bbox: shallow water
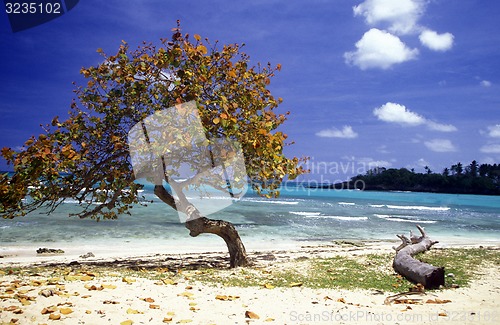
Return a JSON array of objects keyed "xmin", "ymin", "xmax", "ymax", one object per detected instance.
[{"xmin": 1, "ymin": 183, "xmax": 499, "ymax": 256}]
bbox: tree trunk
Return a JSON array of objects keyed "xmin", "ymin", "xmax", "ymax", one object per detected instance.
[
  {"xmin": 154, "ymin": 185, "xmax": 250, "ymax": 268},
  {"xmin": 392, "ymin": 225, "xmax": 444, "ymax": 289},
  {"xmin": 185, "ymin": 216, "xmax": 250, "ymax": 268}
]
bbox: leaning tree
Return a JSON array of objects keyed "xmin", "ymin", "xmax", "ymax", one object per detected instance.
[{"xmin": 0, "ymin": 23, "xmax": 306, "ymax": 267}]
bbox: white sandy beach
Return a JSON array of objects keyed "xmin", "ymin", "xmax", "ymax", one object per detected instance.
[{"xmin": 1, "ymin": 242, "xmax": 499, "ymax": 325}]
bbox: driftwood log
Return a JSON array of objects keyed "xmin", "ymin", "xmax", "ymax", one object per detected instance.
[{"xmin": 393, "ymin": 225, "xmax": 444, "ymax": 289}]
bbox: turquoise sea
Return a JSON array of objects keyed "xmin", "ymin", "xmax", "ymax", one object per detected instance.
[{"xmin": 1, "ymin": 182, "xmax": 499, "ymax": 257}]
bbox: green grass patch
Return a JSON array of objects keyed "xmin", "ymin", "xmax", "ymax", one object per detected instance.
[
  {"xmin": 1, "ymin": 248, "xmax": 498, "ymax": 293},
  {"xmin": 416, "ymin": 247, "xmax": 500, "ymax": 288},
  {"xmin": 190, "ymin": 248, "xmax": 500, "ymax": 292}
]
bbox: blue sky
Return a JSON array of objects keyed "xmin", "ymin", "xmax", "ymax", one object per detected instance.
[{"xmin": 1, "ymin": 0, "xmax": 500, "ymax": 182}]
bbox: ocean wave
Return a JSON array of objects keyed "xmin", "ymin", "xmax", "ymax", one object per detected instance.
[
  {"xmin": 372, "ymin": 204, "xmax": 449, "ymax": 211},
  {"xmin": 370, "ymin": 204, "xmax": 385, "ymax": 208},
  {"xmin": 338, "ymin": 202, "xmax": 356, "ymax": 206},
  {"xmin": 244, "ymin": 199, "xmax": 299, "ymax": 205},
  {"xmin": 303, "ymin": 214, "xmax": 368, "ymax": 221},
  {"xmin": 323, "ymin": 216, "xmax": 368, "ymax": 221},
  {"xmin": 290, "ymin": 212, "xmax": 321, "ymax": 216},
  {"xmin": 374, "ymin": 214, "xmax": 437, "ymax": 224}
]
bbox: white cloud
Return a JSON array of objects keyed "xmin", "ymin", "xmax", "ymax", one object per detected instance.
[
  {"xmin": 358, "ymin": 157, "xmax": 393, "ymax": 169},
  {"xmin": 316, "ymin": 125, "xmax": 358, "ymax": 139},
  {"xmin": 485, "ymin": 125, "xmax": 500, "ymax": 138},
  {"xmin": 373, "ymin": 102, "xmax": 425, "ymax": 125},
  {"xmin": 353, "ymin": 0, "xmax": 426, "ymax": 35},
  {"xmin": 376, "ymin": 145, "xmax": 390, "ymax": 154},
  {"xmin": 344, "ymin": 29, "xmax": 419, "ymax": 70},
  {"xmin": 480, "ymin": 80, "xmax": 492, "ymax": 87},
  {"xmin": 481, "ymin": 156, "xmax": 496, "ymax": 165},
  {"xmin": 419, "ymin": 29, "xmax": 454, "ymax": 51},
  {"xmin": 416, "ymin": 158, "xmax": 430, "ymax": 168},
  {"xmin": 480, "ymin": 144, "xmax": 500, "ymax": 154},
  {"xmin": 424, "ymin": 139, "xmax": 457, "ymax": 152},
  {"xmin": 373, "ymin": 102, "xmax": 457, "ymax": 132},
  {"xmin": 426, "ymin": 121, "xmax": 458, "ymax": 132}
]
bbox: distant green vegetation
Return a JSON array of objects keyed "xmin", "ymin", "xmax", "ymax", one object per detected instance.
[{"xmin": 337, "ymin": 161, "xmax": 500, "ymax": 195}]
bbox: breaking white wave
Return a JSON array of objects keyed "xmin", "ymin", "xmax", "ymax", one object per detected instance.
[
  {"xmin": 244, "ymin": 199, "xmax": 299, "ymax": 205},
  {"xmin": 370, "ymin": 204, "xmax": 385, "ymax": 208},
  {"xmin": 324, "ymin": 216, "xmax": 368, "ymax": 221},
  {"xmin": 386, "ymin": 205, "xmax": 449, "ymax": 211},
  {"xmin": 338, "ymin": 202, "xmax": 356, "ymax": 206},
  {"xmin": 290, "ymin": 212, "xmax": 321, "ymax": 216},
  {"xmin": 371, "ymin": 204, "xmax": 449, "ymax": 211},
  {"xmin": 374, "ymin": 214, "xmax": 437, "ymax": 224},
  {"xmin": 304, "ymin": 214, "xmax": 368, "ymax": 221}
]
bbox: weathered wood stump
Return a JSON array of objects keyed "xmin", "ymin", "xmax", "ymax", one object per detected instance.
[{"xmin": 392, "ymin": 225, "xmax": 444, "ymax": 289}]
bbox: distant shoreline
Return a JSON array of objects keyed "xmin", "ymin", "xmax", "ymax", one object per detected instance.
[{"xmin": 323, "ymin": 182, "xmax": 500, "ymax": 196}]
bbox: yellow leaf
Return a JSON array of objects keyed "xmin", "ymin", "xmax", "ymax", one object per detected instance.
[
  {"xmin": 161, "ymin": 279, "xmax": 177, "ymax": 285},
  {"xmin": 41, "ymin": 306, "xmax": 57, "ymax": 314},
  {"xmin": 20, "ymin": 298, "xmax": 31, "ymax": 306},
  {"xmin": 49, "ymin": 313, "xmax": 61, "ymax": 320},
  {"xmin": 245, "ymin": 311, "xmax": 260, "ymax": 319},
  {"xmin": 101, "ymin": 284, "xmax": 117, "ymax": 289},
  {"xmin": 178, "ymin": 291, "xmax": 194, "ymax": 298},
  {"xmin": 126, "ymin": 308, "xmax": 140, "ymax": 314},
  {"xmin": 122, "ymin": 277, "xmax": 136, "ymax": 284},
  {"xmin": 120, "ymin": 321, "xmax": 133, "ymax": 325},
  {"xmin": 64, "ymin": 275, "xmax": 79, "ymax": 282},
  {"xmin": 213, "ymin": 117, "xmax": 220, "ymax": 125},
  {"xmin": 149, "ymin": 304, "xmax": 160, "ymax": 309},
  {"xmin": 194, "ymin": 34, "xmax": 201, "ymax": 41},
  {"xmin": 60, "ymin": 307, "xmax": 73, "ymax": 315},
  {"xmin": 177, "ymin": 320, "xmax": 192, "ymax": 324},
  {"xmin": 197, "ymin": 45, "xmax": 207, "ymax": 55},
  {"xmin": 426, "ymin": 299, "xmax": 451, "ymax": 304},
  {"xmin": 289, "ymin": 282, "xmax": 303, "ymax": 287},
  {"xmin": 215, "ymin": 295, "xmax": 239, "ymax": 301},
  {"xmin": 163, "ymin": 317, "xmax": 173, "ymax": 323},
  {"xmin": 263, "ymin": 283, "xmax": 274, "ymax": 289}
]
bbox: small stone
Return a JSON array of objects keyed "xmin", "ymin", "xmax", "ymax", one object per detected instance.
[
  {"xmin": 36, "ymin": 248, "xmax": 64, "ymax": 255},
  {"xmin": 40, "ymin": 289, "xmax": 55, "ymax": 297},
  {"xmin": 79, "ymin": 252, "xmax": 95, "ymax": 259}
]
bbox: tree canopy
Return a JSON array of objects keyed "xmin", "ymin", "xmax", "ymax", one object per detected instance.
[{"xmin": 0, "ymin": 23, "xmax": 307, "ymax": 220}]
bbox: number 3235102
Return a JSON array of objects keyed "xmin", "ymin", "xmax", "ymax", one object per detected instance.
[{"xmin": 5, "ymin": 2, "xmax": 62, "ymax": 14}]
